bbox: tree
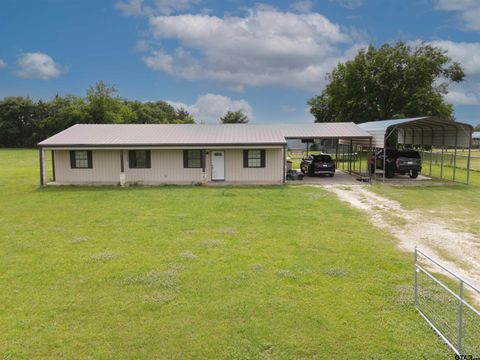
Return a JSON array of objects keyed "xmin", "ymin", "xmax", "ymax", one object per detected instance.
[
  {"xmin": 175, "ymin": 108, "xmax": 195, "ymax": 124},
  {"xmin": 0, "ymin": 97, "xmax": 36, "ymax": 147},
  {"xmin": 308, "ymin": 41, "xmax": 465, "ymax": 123},
  {"xmin": 220, "ymin": 110, "xmax": 249, "ymax": 123},
  {"xmin": 86, "ymin": 81, "xmax": 135, "ymax": 124},
  {"xmin": 475, "ymin": 124, "xmax": 480, "ymax": 131}
]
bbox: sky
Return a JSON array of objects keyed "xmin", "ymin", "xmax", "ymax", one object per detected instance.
[{"xmin": 0, "ymin": 0, "xmax": 479, "ymax": 126}]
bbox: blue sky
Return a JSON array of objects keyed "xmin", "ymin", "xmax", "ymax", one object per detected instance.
[{"xmin": 0, "ymin": 0, "xmax": 479, "ymax": 126}]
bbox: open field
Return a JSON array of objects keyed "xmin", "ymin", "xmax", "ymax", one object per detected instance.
[{"xmin": 0, "ymin": 149, "xmax": 450, "ymax": 359}]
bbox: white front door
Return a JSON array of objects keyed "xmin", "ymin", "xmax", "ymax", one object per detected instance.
[{"xmin": 211, "ymin": 151, "xmax": 225, "ymax": 181}]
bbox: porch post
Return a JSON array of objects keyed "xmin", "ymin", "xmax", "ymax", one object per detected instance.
[
  {"xmin": 51, "ymin": 150, "xmax": 56, "ymax": 182},
  {"xmin": 39, "ymin": 147, "xmax": 46, "ymax": 186}
]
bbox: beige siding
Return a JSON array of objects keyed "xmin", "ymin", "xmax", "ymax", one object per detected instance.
[
  {"xmin": 54, "ymin": 150, "xmax": 121, "ymax": 184},
  {"xmin": 53, "ymin": 148, "xmax": 284, "ymax": 185},
  {"xmin": 124, "ymin": 149, "xmax": 206, "ymax": 184},
  {"xmin": 222, "ymin": 149, "xmax": 284, "ymax": 184}
]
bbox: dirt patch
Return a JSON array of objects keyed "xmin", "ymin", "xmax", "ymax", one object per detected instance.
[{"xmin": 321, "ymin": 184, "xmax": 480, "ymax": 286}]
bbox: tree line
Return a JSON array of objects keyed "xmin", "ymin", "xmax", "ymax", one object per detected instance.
[{"xmin": 0, "ymin": 82, "xmax": 195, "ymax": 148}]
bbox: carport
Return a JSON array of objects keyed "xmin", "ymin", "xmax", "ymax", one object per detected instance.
[
  {"xmin": 277, "ymin": 123, "xmax": 373, "ymax": 182},
  {"xmin": 357, "ymin": 117, "xmax": 474, "ymax": 184}
]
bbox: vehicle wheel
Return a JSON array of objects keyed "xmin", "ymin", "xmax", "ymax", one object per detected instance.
[{"xmin": 410, "ymin": 170, "xmax": 419, "ymax": 179}]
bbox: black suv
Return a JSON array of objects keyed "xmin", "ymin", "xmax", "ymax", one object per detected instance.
[
  {"xmin": 300, "ymin": 154, "xmax": 335, "ymax": 177},
  {"xmin": 376, "ymin": 150, "xmax": 422, "ymax": 178}
]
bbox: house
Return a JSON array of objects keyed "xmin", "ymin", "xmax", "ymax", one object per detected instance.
[
  {"xmin": 474, "ymin": 131, "xmax": 480, "ymax": 148},
  {"xmin": 37, "ymin": 123, "xmax": 372, "ymax": 186}
]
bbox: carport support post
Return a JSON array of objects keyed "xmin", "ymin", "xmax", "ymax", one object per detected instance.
[
  {"xmin": 428, "ymin": 143, "xmax": 433, "ymax": 177},
  {"xmin": 467, "ymin": 131, "xmax": 472, "ymax": 185},
  {"xmin": 335, "ymin": 139, "xmax": 339, "ymax": 169},
  {"xmin": 453, "ymin": 128, "xmax": 458, "ymax": 182},
  {"xmin": 367, "ymin": 138, "xmax": 376, "ymax": 182},
  {"xmin": 349, "ymin": 138, "xmax": 353, "ymax": 175},
  {"xmin": 39, "ymin": 147, "xmax": 46, "ymax": 186},
  {"xmin": 440, "ymin": 146, "xmax": 444, "ymax": 179},
  {"xmin": 440, "ymin": 128, "xmax": 446, "ymax": 179}
]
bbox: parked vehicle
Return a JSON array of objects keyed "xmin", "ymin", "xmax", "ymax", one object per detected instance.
[
  {"xmin": 300, "ymin": 154, "xmax": 335, "ymax": 177},
  {"xmin": 376, "ymin": 149, "xmax": 422, "ymax": 178},
  {"xmin": 286, "ymin": 169, "xmax": 304, "ymax": 180}
]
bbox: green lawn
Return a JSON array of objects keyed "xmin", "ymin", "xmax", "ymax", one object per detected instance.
[{"xmin": 0, "ymin": 149, "xmax": 450, "ymax": 359}]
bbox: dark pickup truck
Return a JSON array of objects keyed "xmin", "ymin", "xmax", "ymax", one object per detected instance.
[
  {"xmin": 300, "ymin": 154, "xmax": 335, "ymax": 177},
  {"xmin": 376, "ymin": 150, "xmax": 422, "ymax": 178}
]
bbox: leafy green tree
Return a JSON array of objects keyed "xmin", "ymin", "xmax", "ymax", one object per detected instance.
[
  {"xmin": 33, "ymin": 95, "xmax": 88, "ymax": 144},
  {"xmin": 0, "ymin": 97, "xmax": 36, "ymax": 147},
  {"xmin": 308, "ymin": 42, "xmax": 465, "ymax": 123},
  {"xmin": 85, "ymin": 81, "xmax": 135, "ymax": 124},
  {"xmin": 175, "ymin": 108, "xmax": 195, "ymax": 124},
  {"xmin": 220, "ymin": 110, "xmax": 249, "ymax": 123}
]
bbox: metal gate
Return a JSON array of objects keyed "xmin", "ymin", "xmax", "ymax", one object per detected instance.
[{"xmin": 414, "ymin": 247, "xmax": 480, "ymax": 356}]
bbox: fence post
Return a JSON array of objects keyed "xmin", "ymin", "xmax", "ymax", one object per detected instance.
[
  {"xmin": 414, "ymin": 247, "xmax": 418, "ymax": 306},
  {"xmin": 458, "ymin": 280, "xmax": 463, "ymax": 355}
]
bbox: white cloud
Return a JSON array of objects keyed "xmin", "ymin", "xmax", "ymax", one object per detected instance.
[
  {"xmin": 281, "ymin": 105, "xmax": 297, "ymax": 113},
  {"xmin": 16, "ymin": 52, "xmax": 63, "ymax": 80},
  {"xmin": 289, "ymin": 0, "xmax": 315, "ymax": 13},
  {"xmin": 435, "ymin": 0, "xmax": 480, "ymax": 31},
  {"xmin": 0, "ymin": 59, "xmax": 7, "ymax": 68},
  {"xmin": 329, "ymin": 0, "xmax": 362, "ymax": 9},
  {"xmin": 428, "ymin": 40, "xmax": 480, "ymax": 76},
  {"xmin": 116, "ymin": 0, "xmax": 143, "ymax": 15},
  {"xmin": 167, "ymin": 93, "xmax": 253, "ymax": 123},
  {"xmin": 116, "ymin": 0, "xmax": 199, "ymax": 16},
  {"xmin": 144, "ymin": 6, "xmax": 360, "ymax": 91},
  {"xmin": 444, "ymin": 89, "xmax": 480, "ymax": 105},
  {"xmin": 419, "ymin": 40, "xmax": 480, "ymax": 105}
]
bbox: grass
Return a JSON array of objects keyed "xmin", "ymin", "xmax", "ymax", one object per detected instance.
[{"xmin": 0, "ymin": 149, "xmax": 451, "ymax": 359}]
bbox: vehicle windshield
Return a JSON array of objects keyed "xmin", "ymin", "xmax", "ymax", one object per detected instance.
[
  {"xmin": 385, "ymin": 150, "xmax": 421, "ymax": 159},
  {"xmin": 313, "ymin": 155, "xmax": 332, "ymax": 162}
]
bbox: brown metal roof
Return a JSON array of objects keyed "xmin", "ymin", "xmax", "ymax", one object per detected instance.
[
  {"xmin": 38, "ymin": 124, "xmax": 287, "ymax": 147},
  {"xmin": 276, "ymin": 122, "xmax": 371, "ymax": 138},
  {"xmin": 38, "ymin": 122, "xmax": 371, "ymax": 148}
]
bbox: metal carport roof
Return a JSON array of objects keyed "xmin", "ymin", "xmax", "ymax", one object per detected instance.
[
  {"xmin": 358, "ymin": 117, "xmax": 473, "ymax": 149},
  {"xmin": 275, "ymin": 122, "xmax": 371, "ymax": 139}
]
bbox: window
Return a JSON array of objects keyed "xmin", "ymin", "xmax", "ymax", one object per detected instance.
[
  {"xmin": 183, "ymin": 150, "xmax": 203, "ymax": 168},
  {"xmin": 243, "ymin": 149, "xmax": 265, "ymax": 168},
  {"xmin": 70, "ymin": 150, "xmax": 92, "ymax": 169},
  {"xmin": 129, "ymin": 150, "xmax": 151, "ymax": 168}
]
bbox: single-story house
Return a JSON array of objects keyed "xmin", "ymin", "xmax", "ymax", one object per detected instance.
[
  {"xmin": 37, "ymin": 123, "xmax": 372, "ymax": 186},
  {"xmin": 473, "ymin": 131, "xmax": 480, "ymax": 147}
]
